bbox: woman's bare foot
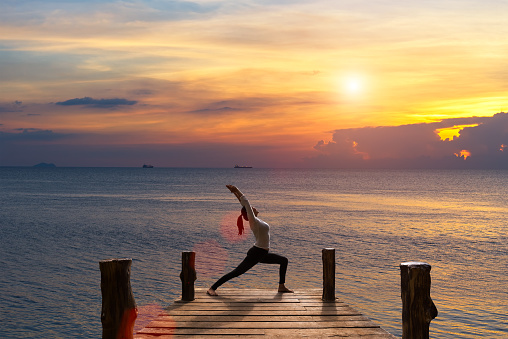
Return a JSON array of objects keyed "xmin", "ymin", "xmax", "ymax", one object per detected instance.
[
  {"xmin": 206, "ymin": 288, "xmax": 218, "ymax": 296},
  {"xmin": 278, "ymin": 284, "xmax": 294, "ymax": 293}
]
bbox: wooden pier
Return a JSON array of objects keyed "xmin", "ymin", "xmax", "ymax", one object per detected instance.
[
  {"xmin": 101, "ymin": 253, "xmax": 437, "ymax": 339},
  {"xmin": 133, "ymin": 288, "xmax": 396, "ymax": 338}
]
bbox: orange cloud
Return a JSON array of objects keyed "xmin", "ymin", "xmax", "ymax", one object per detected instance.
[
  {"xmin": 351, "ymin": 140, "xmax": 370, "ymax": 160},
  {"xmin": 454, "ymin": 150, "xmax": 471, "ymax": 160},
  {"xmin": 435, "ymin": 124, "xmax": 479, "ymax": 141}
]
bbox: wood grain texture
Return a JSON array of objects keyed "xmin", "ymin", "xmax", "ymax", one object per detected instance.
[{"xmin": 134, "ymin": 289, "xmax": 396, "ymax": 338}]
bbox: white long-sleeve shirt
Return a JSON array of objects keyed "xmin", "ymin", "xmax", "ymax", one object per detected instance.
[{"xmin": 240, "ymin": 195, "xmax": 270, "ymax": 249}]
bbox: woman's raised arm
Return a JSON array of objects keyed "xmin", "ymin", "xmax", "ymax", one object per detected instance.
[{"xmin": 226, "ymin": 185, "xmax": 244, "ymax": 202}]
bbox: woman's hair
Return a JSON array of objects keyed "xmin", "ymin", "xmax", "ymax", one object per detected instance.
[{"xmin": 236, "ymin": 206, "xmax": 248, "ymax": 235}]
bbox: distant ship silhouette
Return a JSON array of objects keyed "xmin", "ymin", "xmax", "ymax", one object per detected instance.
[
  {"xmin": 142, "ymin": 164, "xmax": 154, "ymax": 168},
  {"xmin": 234, "ymin": 165, "xmax": 252, "ymax": 168}
]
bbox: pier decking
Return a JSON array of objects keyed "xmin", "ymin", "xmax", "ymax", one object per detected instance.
[{"xmin": 134, "ymin": 288, "xmax": 396, "ymax": 338}]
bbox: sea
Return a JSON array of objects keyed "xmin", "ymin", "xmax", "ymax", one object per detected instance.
[{"xmin": 0, "ymin": 167, "xmax": 506, "ymax": 338}]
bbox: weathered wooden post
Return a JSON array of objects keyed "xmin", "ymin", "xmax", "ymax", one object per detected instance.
[
  {"xmin": 322, "ymin": 248, "xmax": 336, "ymax": 301},
  {"xmin": 100, "ymin": 258, "xmax": 137, "ymax": 339},
  {"xmin": 400, "ymin": 262, "xmax": 438, "ymax": 339},
  {"xmin": 180, "ymin": 251, "xmax": 197, "ymax": 301}
]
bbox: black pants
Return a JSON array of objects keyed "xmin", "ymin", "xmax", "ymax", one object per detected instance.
[{"xmin": 211, "ymin": 246, "xmax": 288, "ymax": 290}]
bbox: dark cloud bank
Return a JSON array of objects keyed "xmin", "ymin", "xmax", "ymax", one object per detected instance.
[
  {"xmin": 0, "ymin": 100, "xmax": 23, "ymax": 113},
  {"xmin": 0, "ymin": 128, "xmax": 71, "ymax": 142},
  {"xmin": 1, "ymin": 113, "xmax": 508, "ymax": 169},
  {"xmin": 55, "ymin": 97, "xmax": 137, "ymax": 108},
  {"xmin": 304, "ymin": 112, "xmax": 508, "ymax": 169}
]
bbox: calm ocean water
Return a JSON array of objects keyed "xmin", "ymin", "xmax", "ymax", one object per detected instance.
[{"xmin": 0, "ymin": 167, "xmax": 506, "ymax": 338}]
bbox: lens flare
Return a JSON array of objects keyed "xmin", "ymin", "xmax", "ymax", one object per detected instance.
[
  {"xmin": 220, "ymin": 210, "xmax": 249, "ymax": 243},
  {"xmin": 134, "ymin": 304, "xmax": 169, "ymax": 334}
]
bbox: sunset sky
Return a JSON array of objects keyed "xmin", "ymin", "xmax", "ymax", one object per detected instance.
[{"xmin": 1, "ymin": 0, "xmax": 507, "ymax": 168}]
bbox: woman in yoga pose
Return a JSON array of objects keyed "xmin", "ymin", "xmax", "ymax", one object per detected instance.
[{"xmin": 207, "ymin": 185, "xmax": 293, "ymax": 296}]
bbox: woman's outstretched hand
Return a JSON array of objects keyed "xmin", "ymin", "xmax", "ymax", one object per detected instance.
[{"xmin": 226, "ymin": 185, "xmax": 244, "ymax": 201}]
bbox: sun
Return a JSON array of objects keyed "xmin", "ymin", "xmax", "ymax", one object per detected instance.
[
  {"xmin": 346, "ymin": 78, "xmax": 362, "ymax": 94},
  {"xmin": 339, "ymin": 74, "xmax": 366, "ymax": 97}
]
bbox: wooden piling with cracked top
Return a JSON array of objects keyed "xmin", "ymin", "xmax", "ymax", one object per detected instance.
[{"xmin": 400, "ymin": 261, "xmax": 438, "ymax": 339}]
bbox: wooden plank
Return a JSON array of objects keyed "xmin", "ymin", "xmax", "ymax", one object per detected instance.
[
  {"xmin": 183, "ymin": 300, "xmax": 306, "ymax": 305},
  {"xmin": 263, "ymin": 327, "xmax": 396, "ymax": 337},
  {"xmin": 167, "ymin": 309, "xmax": 362, "ymax": 316},
  {"xmin": 135, "ymin": 328, "xmax": 395, "ymax": 338},
  {"xmin": 146, "ymin": 320, "xmax": 380, "ymax": 329},
  {"xmin": 135, "ymin": 336, "xmax": 264, "ymax": 339},
  {"xmin": 167, "ymin": 305, "xmax": 309, "ymax": 311},
  {"xmin": 158, "ymin": 315, "xmax": 370, "ymax": 322},
  {"xmin": 194, "ymin": 288, "xmax": 322, "ymax": 293},
  {"xmin": 168, "ymin": 304, "xmax": 349, "ymax": 309},
  {"xmin": 135, "ymin": 335, "xmax": 263, "ymax": 339},
  {"xmin": 137, "ymin": 327, "xmax": 265, "ymax": 335}
]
